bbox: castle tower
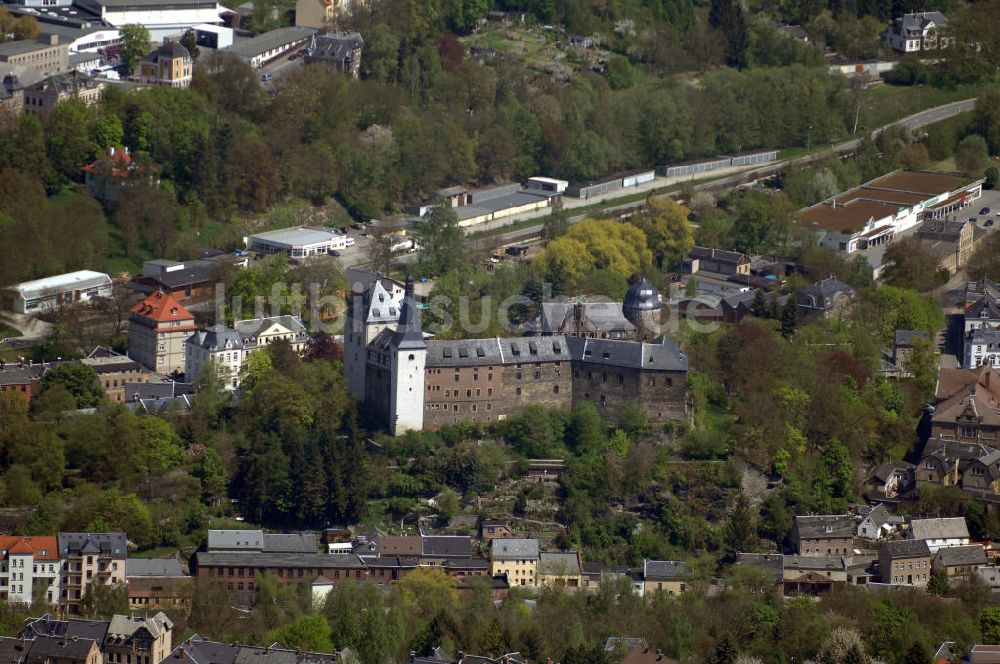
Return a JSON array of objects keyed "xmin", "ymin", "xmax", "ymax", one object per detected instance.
[
  {"xmin": 388, "ymin": 276, "xmax": 426, "ymax": 435},
  {"xmin": 344, "ymin": 278, "xmax": 402, "ymax": 401},
  {"xmin": 623, "ymin": 277, "xmax": 662, "ymax": 341}
]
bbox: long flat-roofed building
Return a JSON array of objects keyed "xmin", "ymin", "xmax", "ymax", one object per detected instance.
[
  {"xmin": 798, "ymin": 169, "xmax": 983, "ymax": 256},
  {"xmin": 6, "ymin": 270, "xmax": 112, "ymax": 314}
]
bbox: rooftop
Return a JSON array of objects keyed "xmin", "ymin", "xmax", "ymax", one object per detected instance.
[
  {"xmin": 882, "ymin": 539, "xmax": 931, "ymax": 558},
  {"xmin": 130, "ymin": 291, "xmax": 195, "ymax": 324},
  {"xmin": 908, "ymin": 517, "xmax": 970, "ymax": 542},
  {"xmin": 225, "ymin": 26, "xmax": 317, "ymax": 61},
  {"xmin": 794, "ymin": 514, "xmax": 855, "ymax": 539},
  {"xmin": 934, "ymin": 544, "xmax": 987, "ymax": 567},
  {"xmin": 490, "ymin": 538, "xmax": 539, "ymax": 560},
  {"xmin": 126, "ymin": 558, "xmax": 185, "ymax": 578},
  {"xmin": 9, "ymin": 270, "xmax": 111, "ymax": 300},
  {"xmin": 245, "ymin": 225, "xmax": 338, "ymax": 248}
]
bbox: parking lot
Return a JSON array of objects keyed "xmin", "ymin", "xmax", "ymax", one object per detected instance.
[{"xmin": 958, "ymin": 189, "xmax": 1000, "ymax": 230}]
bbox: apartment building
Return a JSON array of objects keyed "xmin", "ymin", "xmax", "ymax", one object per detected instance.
[
  {"xmin": 489, "ymin": 538, "xmax": 539, "ymax": 587},
  {"xmin": 58, "ymin": 533, "xmax": 127, "ymax": 614},
  {"xmin": 0, "ymin": 536, "xmax": 60, "ymax": 605}
]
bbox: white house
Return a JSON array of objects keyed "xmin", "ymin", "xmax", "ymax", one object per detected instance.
[
  {"xmin": 906, "ymin": 517, "xmax": 970, "ymax": 554},
  {"xmin": 886, "ymin": 12, "xmax": 950, "ymax": 53},
  {"xmin": 185, "ymin": 316, "xmax": 309, "ymax": 388},
  {"xmin": 0, "ymin": 535, "xmax": 60, "ymax": 605}
]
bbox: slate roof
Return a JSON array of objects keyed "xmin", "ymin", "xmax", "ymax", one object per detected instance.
[
  {"xmin": 968, "ymin": 293, "xmax": 1000, "ymax": 322},
  {"xmin": 538, "ymin": 552, "xmax": 581, "ymax": 576},
  {"xmin": 135, "ymin": 260, "xmax": 217, "ymax": 290},
  {"xmin": 194, "ymin": 551, "xmax": 366, "ymax": 569},
  {"xmin": 894, "ymin": 329, "xmax": 929, "ymax": 348},
  {"xmin": 688, "ymin": 246, "xmax": 749, "ymax": 265},
  {"xmin": 622, "ymin": 278, "xmax": 661, "ymax": 313},
  {"xmin": 166, "ymin": 636, "xmax": 341, "ymax": 664},
  {"xmin": 57, "ymin": 533, "xmax": 126, "ymax": 560},
  {"xmin": 782, "ymin": 556, "xmax": 846, "ymax": 572},
  {"xmin": 867, "ymin": 460, "xmax": 914, "ymax": 484},
  {"xmin": 25, "ymin": 635, "xmax": 97, "ymax": 664},
  {"xmin": 425, "ymin": 338, "xmax": 505, "ymax": 368},
  {"xmin": 490, "ymin": 538, "xmax": 539, "ymax": 560},
  {"xmin": 642, "ymin": 560, "xmax": 686, "ymax": 580},
  {"xmin": 934, "ymin": 544, "xmax": 987, "ymax": 567},
  {"xmin": 234, "ymin": 316, "xmax": 308, "ymax": 339},
  {"xmin": 567, "ymin": 336, "xmax": 688, "ymax": 371},
  {"xmin": 908, "ymin": 517, "xmax": 970, "ymax": 541},
  {"xmin": 126, "ymin": 558, "xmax": 184, "ymax": 578},
  {"xmin": 187, "ymin": 325, "xmax": 243, "ymax": 353},
  {"xmin": 0, "ymin": 637, "xmax": 31, "ymax": 664},
  {"xmin": 308, "ymin": 32, "xmax": 363, "ymax": 62},
  {"xmin": 422, "ymin": 536, "xmax": 471, "ymax": 558},
  {"xmin": 263, "ymin": 533, "xmax": 316, "ymax": 553},
  {"xmin": 734, "ymin": 553, "xmax": 783, "ymax": 581},
  {"xmin": 106, "ymin": 613, "xmax": 173, "ymax": 641},
  {"xmin": 124, "ymin": 381, "xmax": 194, "ymax": 402},
  {"xmin": 894, "ymin": 11, "xmax": 948, "ymax": 36},
  {"xmin": 921, "ymin": 438, "xmax": 997, "ymax": 466},
  {"xmin": 971, "ymin": 450, "xmax": 1000, "ymax": 481},
  {"xmin": 794, "ymin": 515, "xmax": 855, "ymax": 539},
  {"xmin": 529, "ymin": 301, "xmax": 635, "ymax": 335},
  {"xmin": 18, "ymin": 616, "xmax": 109, "ymax": 643},
  {"xmin": 391, "ymin": 277, "xmax": 426, "ymax": 350},
  {"xmin": 882, "ymin": 539, "xmax": 931, "ymax": 558}
]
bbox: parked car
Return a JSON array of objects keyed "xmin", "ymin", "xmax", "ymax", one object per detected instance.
[
  {"xmin": 260, "ymin": 73, "xmax": 273, "ymax": 81},
  {"xmin": 490, "ymin": 254, "xmax": 502, "ymax": 263},
  {"xmin": 329, "ymin": 250, "xmax": 341, "ymax": 257},
  {"xmin": 981, "ymin": 207, "xmax": 991, "ymax": 215},
  {"xmin": 288, "ymin": 53, "xmax": 298, "ymax": 61},
  {"xmin": 987, "ymin": 219, "xmax": 995, "ymax": 227},
  {"xmin": 344, "ymin": 237, "xmax": 357, "ymax": 247}
]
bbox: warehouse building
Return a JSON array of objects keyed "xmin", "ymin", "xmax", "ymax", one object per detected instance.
[
  {"xmin": 6, "ymin": 270, "xmax": 112, "ymax": 314},
  {"xmin": 566, "ymin": 168, "xmax": 655, "ymax": 199},
  {"xmin": 224, "ymin": 26, "xmax": 316, "ymax": 68}
]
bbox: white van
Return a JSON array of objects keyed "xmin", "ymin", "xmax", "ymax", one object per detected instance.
[{"xmin": 344, "ymin": 237, "xmax": 356, "ymax": 247}]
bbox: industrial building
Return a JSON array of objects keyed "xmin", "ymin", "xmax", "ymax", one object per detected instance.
[
  {"xmin": 224, "ymin": 26, "xmax": 316, "ymax": 68},
  {"xmin": 6, "ymin": 270, "xmax": 112, "ymax": 314},
  {"xmin": 566, "ymin": 168, "xmax": 655, "ymax": 199},
  {"xmin": 658, "ymin": 150, "xmax": 777, "ymax": 178}
]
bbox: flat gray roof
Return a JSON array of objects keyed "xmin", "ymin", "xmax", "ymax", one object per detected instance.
[
  {"xmin": 0, "ymin": 40, "xmax": 63, "ymax": 57},
  {"xmin": 246, "ymin": 226, "xmax": 336, "ymax": 248},
  {"xmin": 455, "ymin": 190, "xmax": 550, "ymax": 221}
]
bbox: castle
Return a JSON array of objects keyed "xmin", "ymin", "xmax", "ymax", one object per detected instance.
[{"xmin": 344, "ymin": 274, "xmax": 689, "ymax": 435}]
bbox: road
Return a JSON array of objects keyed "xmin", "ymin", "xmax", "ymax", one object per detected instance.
[{"xmin": 338, "ymin": 96, "xmax": 980, "ymax": 271}]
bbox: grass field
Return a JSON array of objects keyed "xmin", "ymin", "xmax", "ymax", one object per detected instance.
[
  {"xmin": 0, "ymin": 322, "xmax": 21, "ymax": 340},
  {"xmin": 860, "ymin": 82, "xmax": 986, "ymax": 131}
]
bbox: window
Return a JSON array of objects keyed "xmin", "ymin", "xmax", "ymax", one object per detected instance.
[
  {"xmin": 516, "ymin": 387, "xmax": 522, "ymax": 395},
  {"xmin": 553, "ymin": 385, "xmax": 559, "ymax": 394},
  {"xmin": 534, "ymin": 371, "xmax": 541, "ymax": 380}
]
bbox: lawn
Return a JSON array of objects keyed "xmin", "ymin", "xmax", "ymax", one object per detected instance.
[
  {"xmin": 860, "ymin": 82, "xmax": 985, "ymax": 131},
  {"xmin": 0, "ymin": 322, "xmax": 21, "ymax": 340}
]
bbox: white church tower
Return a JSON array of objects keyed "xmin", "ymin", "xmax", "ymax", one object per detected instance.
[
  {"xmin": 388, "ymin": 275, "xmax": 426, "ymax": 435},
  {"xmin": 344, "ymin": 277, "xmax": 402, "ymax": 401}
]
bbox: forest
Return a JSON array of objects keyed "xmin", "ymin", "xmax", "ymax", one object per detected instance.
[{"xmin": 3, "ymin": 0, "xmax": 1000, "ymax": 287}]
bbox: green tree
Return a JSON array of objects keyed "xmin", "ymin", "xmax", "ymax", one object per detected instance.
[
  {"xmin": 267, "ymin": 614, "xmax": 333, "ymax": 653},
  {"xmin": 180, "ymin": 29, "xmax": 200, "ymax": 60},
  {"xmin": 543, "ymin": 203, "xmax": 570, "ymax": 242},
  {"xmin": 881, "ymin": 237, "xmax": 948, "ymax": 292},
  {"xmin": 632, "ymin": 196, "xmax": 694, "ymax": 269},
  {"xmin": 723, "ymin": 490, "xmax": 756, "ymax": 560},
  {"xmin": 608, "ymin": 429, "xmax": 631, "ymax": 459},
  {"xmin": 927, "ymin": 570, "xmax": 950, "ymax": 596},
  {"xmin": 79, "ymin": 583, "xmax": 128, "ymax": 618},
  {"xmin": 780, "ymin": 299, "xmax": 797, "ymax": 339},
  {"xmin": 38, "ymin": 363, "xmax": 103, "ymax": 409},
  {"xmin": 956, "ymin": 134, "xmax": 990, "ymax": 173},
  {"xmin": 909, "ymin": 337, "xmax": 939, "ymax": 403},
  {"xmin": 435, "ymin": 487, "xmax": 460, "ymax": 519},
  {"xmin": 416, "ymin": 204, "xmax": 464, "ymax": 277},
  {"xmin": 982, "ymin": 606, "xmax": 1000, "ymax": 643},
  {"xmin": 901, "ymin": 641, "xmax": 930, "ymax": 664},
  {"xmin": 119, "ymin": 24, "xmax": 152, "ymax": 74}
]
